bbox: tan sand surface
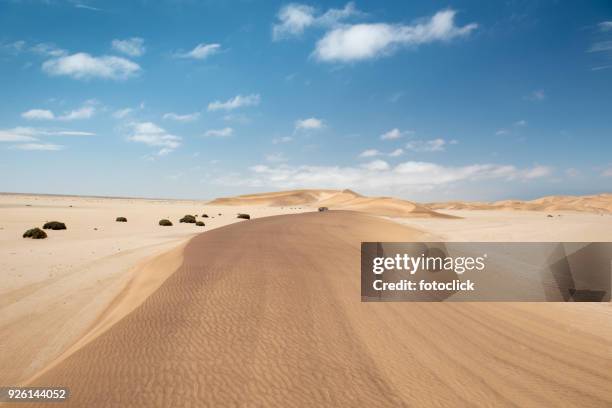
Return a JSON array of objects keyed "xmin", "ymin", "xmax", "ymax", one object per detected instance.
[
  {"xmin": 428, "ymin": 193, "xmax": 612, "ymax": 214},
  {"xmin": 393, "ymin": 209, "xmax": 612, "ymax": 241},
  {"xmin": 23, "ymin": 211, "xmax": 612, "ymax": 407},
  {"xmin": 0, "ymin": 193, "xmax": 307, "ymax": 385}
]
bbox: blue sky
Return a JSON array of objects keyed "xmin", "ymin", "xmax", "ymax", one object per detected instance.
[{"xmin": 0, "ymin": 0, "xmax": 611, "ymax": 201}]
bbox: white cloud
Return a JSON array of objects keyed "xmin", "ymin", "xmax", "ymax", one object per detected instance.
[
  {"xmin": 359, "ymin": 149, "xmax": 381, "ymax": 158},
  {"xmin": 0, "ymin": 128, "xmax": 38, "ymax": 142},
  {"xmin": 380, "ymin": 128, "xmax": 404, "ymax": 140},
  {"xmin": 42, "ymin": 52, "xmax": 141, "ymax": 80},
  {"xmin": 266, "ymin": 152, "xmax": 289, "ymax": 163},
  {"xmin": 522, "ymin": 165, "xmax": 552, "ymax": 179},
  {"xmin": 525, "ymin": 89, "xmax": 546, "ymax": 101},
  {"xmin": 599, "ymin": 21, "xmax": 612, "ymax": 32},
  {"xmin": 589, "ymin": 40, "xmax": 612, "ymax": 53},
  {"xmin": 176, "ymin": 43, "xmax": 221, "ymax": 60},
  {"xmin": 0, "ymin": 127, "xmax": 94, "ymax": 142},
  {"xmin": 12, "ymin": 143, "xmax": 63, "ymax": 151},
  {"xmin": 163, "ymin": 112, "xmax": 200, "ymax": 122},
  {"xmin": 602, "ymin": 167, "xmax": 612, "ymax": 177},
  {"xmin": 273, "ymin": 136, "xmax": 293, "ymax": 144},
  {"xmin": 295, "ymin": 117, "xmax": 324, "ymax": 130},
  {"xmin": 22, "ymin": 109, "xmax": 55, "ymax": 120},
  {"xmin": 405, "ymin": 138, "xmax": 448, "ymax": 152},
  {"xmin": 111, "ymin": 37, "xmax": 145, "ymax": 57},
  {"xmin": 203, "ymin": 127, "xmax": 233, "ymax": 138},
  {"xmin": 113, "ymin": 108, "xmax": 133, "ymax": 119},
  {"xmin": 388, "ymin": 148, "xmax": 403, "ymax": 157},
  {"xmin": 496, "ymin": 129, "xmax": 509, "ymax": 136},
  {"xmin": 218, "ymin": 161, "xmax": 552, "ymax": 192},
  {"xmin": 362, "ymin": 159, "xmax": 390, "ymax": 171},
  {"xmin": 30, "ymin": 43, "xmax": 67, "ymax": 57},
  {"xmin": 59, "ymin": 105, "xmax": 95, "ymax": 120},
  {"xmin": 514, "ymin": 119, "xmax": 527, "ymax": 126},
  {"xmin": 272, "ymin": 2, "xmax": 361, "ymax": 40},
  {"xmin": 127, "ymin": 122, "xmax": 181, "ymax": 155},
  {"xmin": 208, "ymin": 94, "xmax": 260, "ymax": 111},
  {"xmin": 313, "ymin": 9, "xmax": 477, "ymax": 62}
]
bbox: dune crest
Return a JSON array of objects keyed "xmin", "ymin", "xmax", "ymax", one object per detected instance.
[
  {"xmin": 210, "ymin": 189, "xmax": 453, "ymax": 218},
  {"xmin": 428, "ymin": 193, "xmax": 612, "ymax": 214}
]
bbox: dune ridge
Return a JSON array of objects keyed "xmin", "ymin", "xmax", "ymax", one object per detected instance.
[
  {"xmin": 427, "ymin": 193, "xmax": 612, "ymax": 214},
  {"xmin": 23, "ymin": 211, "xmax": 612, "ymax": 407},
  {"xmin": 210, "ymin": 189, "xmax": 453, "ymax": 218}
]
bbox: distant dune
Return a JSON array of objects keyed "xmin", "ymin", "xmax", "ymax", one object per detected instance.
[
  {"xmin": 428, "ymin": 193, "xmax": 612, "ymax": 214},
  {"xmin": 210, "ymin": 189, "xmax": 454, "ymax": 218}
]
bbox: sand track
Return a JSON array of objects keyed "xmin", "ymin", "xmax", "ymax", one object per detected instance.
[{"xmin": 24, "ymin": 211, "xmax": 612, "ymax": 407}]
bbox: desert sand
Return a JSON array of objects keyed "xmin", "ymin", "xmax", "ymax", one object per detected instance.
[
  {"xmin": 3, "ymin": 190, "xmax": 612, "ymax": 407},
  {"xmin": 0, "ymin": 193, "xmax": 308, "ymax": 385},
  {"xmin": 20, "ymin": 210, "xmax": 612, "ymax": 407}
]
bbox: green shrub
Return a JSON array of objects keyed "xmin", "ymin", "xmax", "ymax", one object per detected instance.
[
  {"xmin": 23, "ymin": 227, "xmax": 47, "ymax": 239},
  {"xmin": 116, "ymin": 217, "xmax": 128, "ymax": 222},
  {"xmin": 43, "ymin": 221, "xmax": 66, "ymax": 230},
  {"xmin": 237, "ymin": 213, "xmax": 250, "ymax": 220},
  {"xmin": 180, "ymin": 214, "xmax": 197, "ymax": 223},
  {"xmin": 195, "ymin": 221, "xmax": 205, "ymax": 226},
  {"xmin": 159, "ymin": 219, "xmax": 173, "ymax": 226}
]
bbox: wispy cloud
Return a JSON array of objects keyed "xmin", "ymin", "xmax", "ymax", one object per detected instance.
[
  {"xmin": 598, "ymin": 21, "xmax": 612, "ymax": 32},
  {"xmin": 30, "ymin": 43, "xmax": 67, "ymax": 57},
  {"xmin": 272, "ymin": 2, "xmax": 362, "ymax": 40},
  {"xmin": 175, "ymin": 43, "xmax": 221, "ymax": 60},
  {"xmin": 525, "ymin": 89, "xmax": 546, "ymax": 101},
  {"xmin": 163, "ymin": 112, "xmax": 200, "ymax": 122},
  {"xmin": 127, "ymin": 122, "xmax": 181, "ymax": 155},
  {"xmin": 112, "ymin": 37, "xmax": 145, "ymax": 57},
  {"xmin": 112, "ymin": 108, "xmax": 133, "ymax": 119},
  {"xmin": 380, "ymin": 128, "xmax": 410, "ymax": 140},
  {"xmin": 273, "ymin": 136, "xmax": 293, "ymax": 144},
  {"xmin": 313, "ymin": 9, "xmax": 477, "ymax": 62},
  {"xmin": 389, "ymin": 148, "xmax": 403, "ymax": 157},
  {"xmin": 208, "ymin": 94, "xmax": 260, "ymax": 111},
  {"xmin": 265, "ymin": 152, "xmax": 288, "ymax": 163},
  {"xmin": 203, "ymin": 127, "xmax": 233, "ymax": 138},
  {"xmin": 358, "ymin": 149, "xmax": 381, "ymax": 158},
  {"xmin": 405, "ymin": 138, "xmax": 452, "ymax": 152},
  {"xmin": 42, "ymin": 52, "xmax": 141, "ymax": 80},
  {"xmin": 217, "ymin": 161, "xmax": 553, "ymax": 193},
  {"xmin": 295, "ymin": 117, "xmax": 324, "ymax": 130},
  {"xmin": 12, "ymin": 143, "xmax": 64, "ymax": 151},
  {"xmin": 21, "ymin": 102, "xmax": 96, "ymax": 121}
]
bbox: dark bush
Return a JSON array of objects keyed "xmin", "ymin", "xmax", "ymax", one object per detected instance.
[
  {"xmin": 23, "ymin": 227, "xmax": 47, "ymax": 239},
  {"xmin": 180, "ymin": 214, "xmax": 197, "ymax": 223},
  {"xmin": 116, "ymin": 217, "xmax": 128, "ymax": 222},
  {"xmin": 237, "ymin": 213, "xmax": 250, "ymax": 220},
  {"xmin": 318, "ymin": 207, "xmax": 329, "ymax": 212},
  {"xmin": 218, "ymin": 213, "xmax": 222, "ymax": 216},
  {"xmin": 202, "ymin": 214, "xmax": 209, "ymax": 218},
  {"xmin": 195, "ymin": 221, "xmax": 205, "ymax": 226},
  {"xmin": 43, "ymin": 221, "xmax": 66, "ymax": 230},
  {"xmin": 159, "ymin": 219, "xmax": 173, "ymax": 226}
]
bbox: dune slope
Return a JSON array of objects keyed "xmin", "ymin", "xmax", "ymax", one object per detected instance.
[{"xmin": 25, "ymin": 211, "xmax": 612, "ymax": 407}]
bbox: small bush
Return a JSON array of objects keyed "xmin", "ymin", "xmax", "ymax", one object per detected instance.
[
  {"xmin": 43, "ymin": 221, "xmax": 66, "ymax": 230},
  {"xmin": 218, "ymin": 213, "xmax": 222, "ymax": 216},
  {"xmin": 202, "ymin": 214, "xmax": 209, "ymax": 218},
  {"xmin": 180, "ymin": 214, "xmax": 197, "ymax": 223},
  {"xmin": 237, "ymin": 213, "xmax": 250, "ymax": 220},
  {"xmin": 159, "ymin": 219, "xmax": 173, "ymax": 226},
  {"xmin": 195, "ymin": 221, "xmax": 205, "ymax": 226},
  {"xmin": 116, "ymin": 217, "xmax": 128, "ymax": 222},
  {"xmin": 318, "ymin": 207, "xmax": 329, "ymax": 212},
  {"xmin": 23, "ymin": 227, "xmax": 47, "ymax": 239}
]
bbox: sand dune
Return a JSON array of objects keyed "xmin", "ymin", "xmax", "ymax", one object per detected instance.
[
  {"xmin": 24, "ymin": 211, "xmax": 612, "ymax": 407},
  {"xmin": 211, "ymin": 189, "xmax": 453, "ymax": 218},
  {"xmin": 428, "ymin": 193, "xmax": 612, "ymax": 214}
]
